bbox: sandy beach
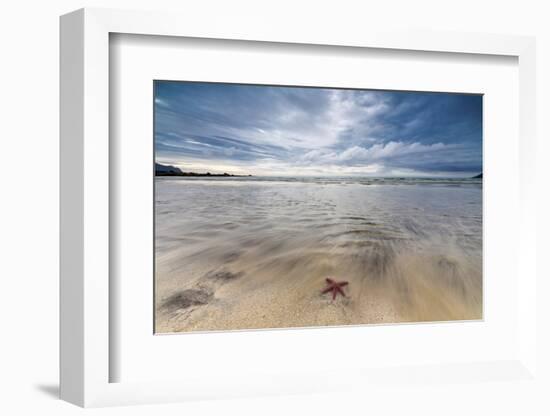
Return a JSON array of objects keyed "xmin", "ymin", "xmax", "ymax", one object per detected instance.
[{"xmin": 154, "ymin": 177, "xmax": 482, "ymax": 333}]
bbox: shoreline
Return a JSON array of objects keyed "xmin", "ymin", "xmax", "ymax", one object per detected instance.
[{"xmin": 155, "ymin": 177, "xmax": 482, "ymax": 333}]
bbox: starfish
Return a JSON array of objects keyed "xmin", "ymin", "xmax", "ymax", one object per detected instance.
[{"xmin": 321, "ymin": 278, "xmax": 349, "ymax": 300}]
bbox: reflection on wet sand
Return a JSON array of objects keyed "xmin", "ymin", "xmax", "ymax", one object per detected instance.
[{"xmin": 155, "ymin": 177, "xmax": 482, "ymax": 333}]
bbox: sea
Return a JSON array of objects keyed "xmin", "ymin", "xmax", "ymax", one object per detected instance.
[{"xmin": 155, "ymin": 176, "xmax": 482, "ymax": 331}]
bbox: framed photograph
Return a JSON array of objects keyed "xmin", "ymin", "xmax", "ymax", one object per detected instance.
[
  {"xmin": 153, "ymin": 81, "xmax": 484, "ymax": 334},
  {"xmin": 60, "ymin": 8, "xmax": 538, "ymax": 407}
]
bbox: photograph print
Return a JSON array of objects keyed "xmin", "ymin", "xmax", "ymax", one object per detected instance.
[{"xmin": 154, "ymin": 81, "xmax": 483, "ymax": 333}]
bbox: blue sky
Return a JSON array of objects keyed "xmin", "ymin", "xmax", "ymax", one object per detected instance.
[{"xmin": 155, "ymin": 81, "xmax": 482, "ymax": 177}]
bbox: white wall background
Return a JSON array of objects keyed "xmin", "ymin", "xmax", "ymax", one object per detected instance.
[{"xmin": 1, "ymin": 0, "xmax": 548, "ymax": 415}]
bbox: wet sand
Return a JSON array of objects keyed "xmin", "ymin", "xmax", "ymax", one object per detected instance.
[{"xmin": 155, "ymin": 177, "xmax": 482, "ymax": 333}]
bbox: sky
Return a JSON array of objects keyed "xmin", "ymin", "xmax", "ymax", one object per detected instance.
[{"xmin": 154, "ymin": 81, "xmax": 482, "ymax": 177}]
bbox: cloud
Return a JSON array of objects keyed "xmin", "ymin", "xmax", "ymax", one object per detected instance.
[
  {"xmin": 154, "ymin": 82, "xmax": 482, "ymax": 176},
  {"xmin": 154, "ymin": 97, "xmax": 170, "ymax": 108},
  {"xmin": 301, "ymin": 141, "xmax": 448, "ymax": 165}
]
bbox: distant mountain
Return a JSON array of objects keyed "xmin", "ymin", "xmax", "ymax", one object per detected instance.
[
  {"xmin": 155, "ymin": 163, "xmax": 183, "ymax": 175},
  {"xmin": 155, "ymin": 162, "xmax": 251, "ymax": 177},
  {"xmin": 472, "ymin": 173, "xmax": 482, "ymax": 179}
]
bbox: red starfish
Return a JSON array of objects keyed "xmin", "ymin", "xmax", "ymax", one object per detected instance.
[{"xmin": 321, "ymin": 278, "xmax": 349, "ymax": 300}]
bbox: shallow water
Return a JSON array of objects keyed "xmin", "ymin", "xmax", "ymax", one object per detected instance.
[{"xmin": 155, "ymin": 177, "xmax": 482, "ymax": 333}]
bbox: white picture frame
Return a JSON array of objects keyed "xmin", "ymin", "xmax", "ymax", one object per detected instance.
[{"xmin": 60, "ymin": 7, "xmax": 537, "ymax": 407}]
